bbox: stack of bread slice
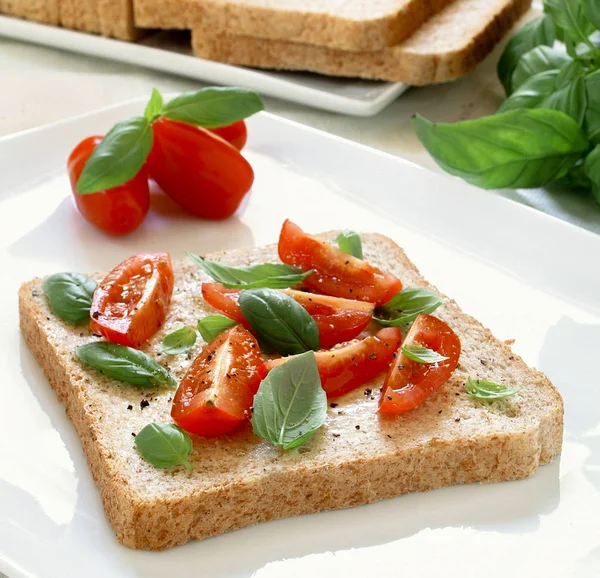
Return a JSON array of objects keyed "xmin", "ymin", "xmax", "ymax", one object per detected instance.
[{"xmin": 1, "ymin": 0, "xmax": 533, "ymax": 84}]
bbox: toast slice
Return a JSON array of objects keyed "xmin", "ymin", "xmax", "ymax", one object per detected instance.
[
  {"xmin": 0, "ymin": 0, "xmax": 60, "ymax": 25},
  {"xmin": 192, "ymin": 0, "xmax": 532, "ymax": 85},
  {"xmin": 60, "ymin": 0, "xmax": 101, "ymax": 34},
  {"xmin": 19, "ymin": 232, "xmax": 563, "ymax": 550},
  {"xmin": 98, "ymin": 0, "xmax": 144, "ymax": 40},
  {"xmin": 132, "ymin": 0, "xmax": 455, "ymax": 51}
]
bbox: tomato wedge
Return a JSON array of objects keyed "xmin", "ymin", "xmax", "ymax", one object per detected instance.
[
  {"xmin": 378, "ymin": 314, "xmax": 461, "ymax": 414},
  {"xmin": 209, "ymin": 120, "xmax": 247, "ymax": 151},
  {"xmin": 171, "ymin": 325, "xmax": 262, "ymax": 437},
  {"xmin": 278, "ymin": 219, "xmax": 402, "ymax": 305},
  {"xmin": 201, "ymin": 283, "xmax": 374, "ymax": 348},
  {"xmin": 259, "ymin": 327, "xmax": 402, "ymax": 398},
  {"xmin": 90, "ymin": 253, "xmax": 174, "ymax": 348}
]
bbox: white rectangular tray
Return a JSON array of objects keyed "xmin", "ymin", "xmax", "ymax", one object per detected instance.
[
  {"xmin": 1, "ymin": 98, "xmax": 599, "ymax": 578},
  {"xmin": 0, "ymin": 15, "xmax": 408, "ymax": 116}
]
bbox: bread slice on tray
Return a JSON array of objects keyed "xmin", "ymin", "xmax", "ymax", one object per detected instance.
[
  {"xmin": 19, "ymin": 231, "xmax": 563, "ymax": 550},
  {"xmin": 98, "ymin": 0, "xmax": 142, "ymax": 40},
  {"xmin": 0, "ymin": 0, "xmax": 60, "ymax": 25},
  {"xmin": 59, "ymin": 0, "xmax": 101, "ymax": 34},
  {"xmin": 192, "ymin": 0, "xmax": 532, "ymax": 84}
]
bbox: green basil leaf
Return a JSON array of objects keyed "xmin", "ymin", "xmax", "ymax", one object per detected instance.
[
  {"xmin": 238, "ymin": 288, "xmax": 320, "ymax": 355},
  {"xmin": 251, "ymin": 351, "xmax": 326, "ymax": 449},
  {"xmin": 76, "ymin": 342, "xmax": 177, "ymax": 388},
  {"xmin": 582, "ymin": 0, "xmax": 600, "ymax": 30},
  {"xmin": 402, "ymin": 345, "xmax": 449, "ymax": 364},
  {"xmin": 43, "ymin": 272, "xmax": 97, "ymax": 324},
  {"xmin": 498, "ymin": 14, "xmax": 556, "ymax": 94},
  {"xmin": 335, "ymin": 229, "xmax": 363, "ymax": 259},
  {"xmin": 584, "ymin": 144, "xmax": 600, "ymax": 203},
  {"xmin": 134, "ymin": 423, "xmax": 193, "ymax": 471},
  {"xmin": 499, "ymin": 69, "xmax": 559, "ymax": 112},
  {"xmin": 197, "ymin": 315, "xmax": 237, "ymax": 343},
  {"xmin": 413, "ymin": 109, "xmax": 589, "ymax": 189},
  {"xmin": 540, "ymin": 75, "xmax": 588, "ymax": 125},
  {"xmin": 144, "ymin": 88, "xmax": 164, "ymax": 122},
  {"xmin": 375, "ymin": 287, "xmax": 443, "ymax": 327},
  {"xmin": 585, "ymin": 72, "xmax": 600, "ymax": 144},
  {"xmin": 555, "ymin": 60, "xmax": 587, "ymax": 89},
  {"xmin": 161, "ymin": 326, "xmax": 196, "ymax": 355},
  {"xmin": 161, "ymin": 87, "xmax": 264, "ymax": 128},
  {"xmin": 556, "ymin": 161, "xmax": 593, "ymax": 189},
  {"xmin": 188, "ymin": 252, "xmax": 311, "ymax": 289},
  {"xmin": 76, "ymin": 116, "xmax": 153, "ymax": 194},
  {"xmin": 464, "ymin": 377, "xmax": 519, "ymax": 400},
  {"xmin": 544, "ymin": 0, "xmax": 596, "ymax": 46},
  {"xmin": 511, "ymin": 46, "xmax": 571, "ymax": 93}
]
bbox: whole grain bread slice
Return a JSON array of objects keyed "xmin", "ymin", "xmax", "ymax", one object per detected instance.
[
  {"xmin": 19, "ymin": 232, "xmax": 563, "ymax": 550},
  {"xmin": 98, "ymin": 0, "xmax": 144, "ymax": 40},
  {"xmin": 0, "ymin": 0, "xmax": 60, "ymax": 24},
  {"xmin": 192, "ymin": 0, "xmax": 532, "ymax": 85},
  {"xmin": 133, "ymin": 0, "xmax": 455, "ymax": 51},
  {"xmin": 60, "ymin": 0, "xmax": 101, "ymax": 33}
]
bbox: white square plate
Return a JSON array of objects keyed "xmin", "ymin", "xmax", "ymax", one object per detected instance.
[
  {"xmin": 0, "ymin": 16, "xmax": 408, "ymax": 117},
  {"xmin": 0, "ymin": 98, "xmax": 599, "ymax": 578}
]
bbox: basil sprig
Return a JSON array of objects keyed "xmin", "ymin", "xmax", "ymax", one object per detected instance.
[
  {"xmin": 144, "ymin": 88, "xmax": 163, "ymax": 122},
  {"xmin": 252, "ymin": 351, "xmax": 327, "ymax": 449},
  {"xmin": 197, "ymin": 315, "xmax": 237, "ymax": 343},
  {"xmin": 239, "ymin": 288, "xmax": 320, "ymax": 355},
  {"xmin": 134, "ymin": 423, "xmax": 193, "ymax": 472},
  {"xmin": 375, "ymin": 287, "xmax": 443, "ymax": 327},
  {"xmin": 585, "ymin": 143, "xmax": 600, "ymax": 199},
  {"xmin": 464, "ymin": 377, "xmax": 519, "ymax": 400},
  {"xmin": 511, "ymin": 46, "xmax": 571, "ymax": 93},
  {"xmin": 161, "ymin": 326, "xmax": 197, "ymax": 355},
  {"xmin": 76, "ymin": 342, "xmax": 176, "ymax": 388},
  {"xmin": 188, "ymin": 252, "xmax": 312, "ymax": 289},
  {"xmin": 335, "ymin": 230, "xmax": 363, "ymax": 259},
  {"xmin": 402, "ymin": 345, "xmax": 448, "ymax": 364},
  {"xmin": 43, "ymin": 272, "xmax": 97, "ymax": 324}
]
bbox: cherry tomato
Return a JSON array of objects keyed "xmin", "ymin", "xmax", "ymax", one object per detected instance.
[
  {"xmin": 201, "ymin": 283, "xmax": 374, "ymax": 348},
  {"xmin": 90, "ymin": 253, "xmax": 174, "ymax": 348},
  {"xmin": 278, "ymin": 219, "xmax": 403, "ymax": 305},
  {"xmin": 378, "ymin": 314, "xmax": 461, "ymax": 414},
  {"xmin": 146, "ymin": 118, "xmax": 254, "ymax": 220},
  {"xmin": 67, "ymin": 136, "xmax": 150, "ymax": 235},
  {"xmin": 209, "ymin": 120, "xmax": 247, "ymax": 151},
  {"xmin": 171, "ymin": 325, "xmax": 262, "ymax": 437},
  {"xmin": 260, "ymin": 327, "xmax": 402, "ymax": 398}
]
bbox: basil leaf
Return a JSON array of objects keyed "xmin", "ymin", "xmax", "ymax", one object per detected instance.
[
  {"xmin": 402, "ymin": 345, "xmax": 449, "ymax": 364},
  {"xmin": 499, "ymin": 69, "xmax": 559, "ymax": 112},
  {"xmin": 540, "ymin": 75, "xmax": 588, "ymax": 125},
  {"xmin": 161, "ymin": 87, "xmax": 264, "ymax": 128},
  {"xmin": 585, "ymin": 72, "xmax": 600, "ymax": 144},
  {"xmin": 544, "ymin": 0, "xmax": 596, "ymax": 47},
  {"xmin": 498, "ymin": 14, "xmax": 556, "ymax": 94},
  {"xmin": 76, "ymin": 342, "xmax": 177, "ymax": 388},
  {"xmin": 511, "ymin": 46, "xmax": 571, "ymax": 93},
  {"xmin": 76, "ymin": 116, "xmax": 153, "ymax": 194},
  {"xmin": 134, "ymin": 423, "xmax": 193, "ymax": 471},
  {"xmin": 335, "ymin": 229, "xmax": 363, "ymax": 259},
  {"xmin": 238, "ymin": 288, "xmax": 320, "ymax": 355},
  {"xmin": 584, "ymin": 144, "xmax": 600, "ymax": 202},
  {"xmin": 161, "ymin": 326, "xmax": 196, "ymax": 355},
  {"xmin": 582, "ymin": 0, "xmax": 600, "ymax": 30},
  {"xmin": 43, "ymin": 272, "xmax": 97, "ymax": 324},
  {"xmin": 144, "ymin": 88, "xmax": 163, "ymax": 122},
  {"xmin": 251, "ymin": 351, "xmax": 326, "ymax": 449},
  {"xmin": 555, "ymin": 60, "xmax": 587, "ymax": 89},
  {"xmin": 412, "ymin": 109, "xmax": 589, "ymax": 189},
  {"xmin": 197, "ymin": 315, "xmax": 237, "ymax": 343},
  {"xmin": 556, "ymin": 161, "xmax": 592, "ymax": 189},
  {"xmin": 464, "ymin": 377, "xmax": 519, "ymax": 400},
  {"xmin": 375, "ymin": 287, "xmax": 443, "ymax": 327},
  {"xmin": 188, "ymin": 252, "xmax": 311, "ymax": 289}
]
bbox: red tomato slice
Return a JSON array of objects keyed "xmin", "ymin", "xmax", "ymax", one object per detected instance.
[
  {"xmin": 90, "ymin": 253, "xmax": 174, "ymax": 348},
  {"xmin": 259, "ymin": 327, "xmax": 402, "ymax": 398},
  {"xmin": 201, "ymin": 283, "xmax": 374, "ymax": 348},
  {"xmin": 278, "ymin": 219, "xmax": 402, "ymax": 305},
  {"xmin": 378, "ymin": 314, "xmax": 461, "ymax": 414},
  {"xmin": 171, "ymin": 325, "xmax": 262, "ymax": 437},
  {"xmin": 209, "ymin": 120, "xmax": 247, "ymax": 151}
]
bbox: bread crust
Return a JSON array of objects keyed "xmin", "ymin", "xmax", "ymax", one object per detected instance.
[
  {"xmin": 19, "ymin": 232, "xmax": 563, "ymax": 550},
  {"xmin": 0, "ymin": 0, "xmax": 60, "ymax": 25},
  {"xmin": 192, "ymin": 0, "xmax": 533, "ymax": 85}
]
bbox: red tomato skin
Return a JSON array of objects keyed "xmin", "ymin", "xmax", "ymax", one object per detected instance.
[
  {"xmin": 378, "ymin": 314, "xmax": 461, "ymax": 415},
  {"xmin": 201, "ymin": 283, "xmax": 374, "ymax": 349},
  {"xmin": 67, "ymin": 136, "xmax": 150, "ymax": 236},
  {"xmin": 171, "ymin": 325, "xmax": 263, "ymax": 437},
  {"xmin": 90, "ymin": 253, "xmax": 174, "ymax": 348},
  {"xmin": 259, "ymin": 327, "xmax": 402, "ymax": 398},
  {"xmin": 278, "ymin": 219, "xmax": 403, "ymax": 305},
  {"xmin": 146, "ymin": 118, "xmax": 254, "ymax": 220},
  {"xmin": 209, "ymin": 121, "xmax": 247, "ymax": 151}
]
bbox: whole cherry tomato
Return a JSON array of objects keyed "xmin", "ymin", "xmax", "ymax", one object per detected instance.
[
  {"xmin": 146, "ymin": 118, "xmax": 254, "ymax": 220},
  {"xmin": 210, "ymin": 120, "xmax": 248, "ymax": 151},
  {"xmin": 67, "ymin": 136, "xmax": 150, "ymax": 235}
]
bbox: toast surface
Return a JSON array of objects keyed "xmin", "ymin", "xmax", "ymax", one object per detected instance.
[
  {"xmin": 192, "ymin": 0, "xmax": 532, "ymax": 85},
  {"xmin": 0, "ymin": 0, "xmax": 60, "ymax": 24},
  {"xmin": 19, "ymin": 232, "xmax": 563, "ymax": 550},
  {"xmin": 60, "ymin": 0, "xmax": 101, "ymax": 33}
]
